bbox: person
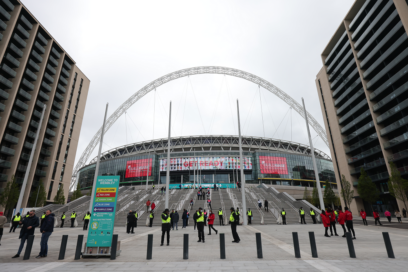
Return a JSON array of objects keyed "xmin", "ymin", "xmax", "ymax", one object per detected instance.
[
  {"xmin": 334, "ymin": 209, "xmax": 338, "ymax": 222},
  {"xmin": 310, "ymin": 208, "xmax": 316, "ymax": 224},
  {"xmin": 207, "ymin": 190, "xmax": 210, "ymax": 200},
  {"xmin": 299, "ymin": 207, "xmax": 306, "ymax": 224},
  {"xmin": 395, "ymin": 210, "xmax": 402, "ymax": 223},
  {"xmin": 60, "ymin": 212, "xmax": 66, "ymax": 228},
  {"xmin": 384, "ymin": 210, "xmax": 391, "ymax": 223},
  {"xmin": 193, "ymin": 210, "xmax": 198, "ymax": 230},
  {"xmin": 127, "ymin": 210, "xmax": 135, "ymax": 233},
  {"xmin": 344, "ymin": 207, "xmax": 356, "ymax": 239},
  {"xmin": 229, "ymin": 207, "xmax": 240, "ymax": 243},
  {"xmin": 134, "ymin": 210, "xmax": 138, "ymax": 228},
  {"xmin": 182, "ymin": 209, "xmax": 188, "ymax": 228},
  {"xmin": 0, "ymin": 211, "xmax": 7, "ymax": 246},
  {"xmin": 170, "ymin": 210, "xmax": 175, "ymax": 229},
  {"xmin": 146, "ymin": 199, "xmax": 151, "ymax": 212},
  {"xmin": 320, "ymin": 210, "xmax": 330, "ymax": 237},
  {"xmin": 197, "ymin": 191, "xmax": 201, "ymax": 200},
  {"xmin": 37, "ymin": 210, "xmax": 54, "ymax": 258},
  {"xmin": 12, "ymin": 210, "xmax": 39, "ymax": 258},
  {"xmin": 373, "ymin": 210, "xmax": 382, "ymax": 226},
  {"xmin": 247, "ymin": 209, "xmax": 252, "ymax": 224},
  {"xmin": 360, "ymin": 209, "xmax": 367, "ymax": 225},
  {"xmin": 179, "ymin": 184, "xmax": 182, "ymax": 190},
  {"xmin": 10, "ymin": 212, "xmax": 21, "ymax": 233},
  {"xmin": 196, "ymin": 208, "xmax": 205, "ymax": 243},
  {"xmin": 207, "ymin": 199, "xmax": 212, "ymax": 209},
  {"xmin": 149, "ymin": 211, "xmax": 154, "ymax": 227},
  {"xmin": 83, "ymin": 212, "xmax": 91, "ymax": 231},
  {"xmin": 204, "ymin": 209, "xmax": 208, "ymax": 226},
  {"xmin": 327, "ymin": 208, "xmax": 338, "ymax": 236},
  {"xmin": 337, "ymin": 209, "xmax": 347, "ymax": 237},
  {"xmin": 186, "ymin": 211, "xmax": 189, "ymax": 226},
  {"xmin": 218, "ymin": 208, "xmax": 224, "ymax": 226},
  {"xmin": 152, "ymin": 184, "xmax": 155, "ymax": 190},
  {"xmin": 208, "ymin": 210, "xmax": 218, "ymax": 235},
  {"xmin": 258, "ymin": 199, "xmax": 262, "ymax": 209},
  {"xmin": 403, "ymin": 208, "xmax": 407, "ymax": 218},
  {"xmin": 151, "ymin": 202, "xmax": 156, "ymax": 211},
  {"xmin": 264, "ymin": 199, "xmax": 269, "ymax": 212},
  {"xmin": 173, "ymin": 210, "xmax": 179, "ymax": 230},
  {"xmin": 236, "ymin": 207, "xmax": 241, "ymax": 225},
  {"xmin": 70, "ymin": 211, "xmax": 77, "ymax": 228},
  {"xmin": 25, "ymin": 212, "xmax": 30, "ymax": 218},
  {"xmin": 281, "ymin": 208, "xmax": 286, "ymax": 225},
  {"xmin": 190, "ymin": 199, "xmax": 194, "ymax": 207},
  {"xmin": 237, "ymin": 182, "xmax": 241, "ymax": 191},
  {"xmin": 40, "ymin": 212, "xmax": 46, "ymax": 226},
  {"xmin": 161, "ymin": 209, "xmax": 171, "ymax": 246}
]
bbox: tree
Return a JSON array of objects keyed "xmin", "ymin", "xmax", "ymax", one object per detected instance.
[
  {"xmin": 71, "ymin": 182, "xmax": 82, "ymax": 201},
  {"xmin": 303, "ymin": 187, "xmax": 311, "ymax": 203},
  {"xmin": 0, "ymin": 176, "xmax": 20, "ymax": 214},
  {"xmin": 53, "ymin": 184, "xmax": 66, "ymax": 205},
  {"xmin": 340, "ymin": 175, "xmax": 354, "ymax": 208},
  {"xmin": 28, "ymin": 180, "xmax": 47, "ymax": 207},
  {"xmin": 357, "ymin": 169, "xmax": 380, "ymax": 209},
  {"xmin": 388, "ymin": 162, "xmax": 408, "ymax": 211},
  {"xmin": 323, "ymin": 181, "xmax": 337, "ymax": 208},
  {"xmin": 311, "ymin": 182, "xmax": 319, "ymax": 208},
  {"xmin": 88, "ymin": 186, "xmax": 93, "ymax": 196}
]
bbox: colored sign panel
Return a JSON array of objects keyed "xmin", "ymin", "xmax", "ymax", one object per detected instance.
[
  {"xmin": 259, "ymin": 156, "xmax": 288, "ymax": 175},
  {"xmin": 86, "ymin": 176, "xmax": 119, "ymax": 248},
  {"xmin": 169, "ymin": 183, "xmax": 237, "ymax": 189},
  {"xmin": 160, "ymin": 157, "xmax": 252, "ymax": 171},
  {"xmin": 125, "ymin": 158, "xmax": 152, "ymax": 178}
]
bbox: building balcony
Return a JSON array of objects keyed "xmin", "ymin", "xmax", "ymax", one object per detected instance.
[
  {"xmin": 17, "ymin": 164, "xmax": 27, "ymax": 172},
  {"xmin": 34, "ymin": 41, "xmax": 45, "ymax": 54},
  {"xmin": 339, "ymin": 99, "xmax": 368, "ymax": 125},
  {"xmin": 48, "ymin": 119, "xmax": 58, "ymax": 128},
  {"xmin": 16, "ymin": 24, "xmax": 29, "ymax": 39},
  {"xmin": 20, "ymin": 153, "xmax": 30, "ymax": 161},
  {"xmin": 377, "ymin": 98, "xmax": 408, "ymax": 124},
  {"xmin": 57, "ymin": 84, "xmax": 66, "ymax": 94},
  {"xmin": 3, "ymin": 133, "xmax": 18, "ymax": 144},
  {"xmin": 384, "ymin": 132, "xmax": 408, "ymax": 149},
  {"xmin": 0, "ymin": 159, "xmax": 11, "ymax": 169},
  {"xmin": 4, "ymin": 53, "xmax": 19, "ymax": 68},
  {"xmin": 38, "ymin": 90, "xmax": 49, "ymax": 101},
  {"xmin": 46, "ymin": 64, "xmax": 56, "ymax": 75},
  {"xmin": 36, "ymin": 100, "xmax": 45, "ymax": 109},
  {"xmin": 21, "ymin": 79, "xmax": 34, "ymax": 91},
  {"xmin": 15, "ymin": 99, "xmax": 28, "ymax": 111},
  {"xmin": 0, "ymin": 102, "xmax": 4, "ymax": 112},
  {"xmin": 373, "ymin": 82, "xmax": 408, "ymax": 113},
  {"xmin": 336, "ymin": 89, "xmax": 365, "ymax": 115},
  {"xmin": 0, "ymin": 19, "xmax": 5, "ymax": 31},
  {"xmin": 41, "ymin": 148, "xmax": 51, "ymax": 156},
  {"xmin": 33, "ymin": 110, "xmax": 41, "ymax": 119},
  {"xmin": 380, "ymin": 116, "xmax": 408, "ymax": 137},
  {"xmin": 50, "ymin": 110, "xmax": 60, "ymax": 119},
  {"xmin": 53, "ymin": 101, "xmax": 62, "ymax": 110},
  {"xmin": 350, "ymin": 158, "xmax": 386, "ymax": 175},
  {"xmin": 370, "ymin": 172, "xmax": 390, "ymax": 183},
  {"xmin": 31, "ymin": 50, "xmax": 42, "ymax": 63},
  {"xmin": 1, "ymin": 63, "xmax": 16, "ymax": 78},
  {"xmin": 11, "ymin": 110, "xmax": 25, "ymax": 122},
  {"xmin": 37, "ymin": 32, "xmax": 48, "ymax": 46},
  {"xmin": 0, "ymin": 146, "xmax": 15, "ymax": 156},
  {"xmin": 35, "ymin": 169, "xmax": 46, "ymax": 177},
  {"xmin": 61, "ymin": 68, "xmax": 70, "ymax": 78},
  {"xmin": 388, "ymin": 149, "xmax": 408, "ymax": 162},
  {"xmin": 49, "ymin": 55, "xmax": 58, "ymax": 67},
  {"xmin": 348, "ymin": 145, "xmax": 382, "ymax": 164},
  {"xmin": 343, "ymin": 121, "xmax": 375, "ymax": 144},
  {"xmin": 43, "ymin": 72, "xmax": 54, "ymax": 84},
  {"xmin": 46, "ymin": 128, "xmax": 55, "ymax": 137},
  {"xmin": 326, "ymin": 40, "xmax": 350, "ymax": 74},
  {"xmin": 43, "ymin": 138, "xmax": 53, "ymax": 146},
  {"xmin": 1, "ymin": 0, "xmax": 13, "ymax": 11},
  {"xmin": 332, "ymin": 68, "xmax": 359, "ymax": 98},
  {"xmin": 330, "ymin": 57, "xmax": 355, "ymax": 89},
  {"xmin": 0, "ymin": 6, "xmax": 11, "ymax": 21},
  {"xmin": 18, "ymin": 89, "xmax": 31, "ymax": 101},
  {"xmin": 30, "ymin": 120, "xmax": 39, "ymax": 128},
  {"xmin": 59, "ymin": 76, "xmax": 68, "ymax": 86},
  {"xmin": 8, "ymin": 122, "xmax": 22, "ymax": 132},
  {"xmin": 9, "ymin": 43, "xmax": 23, "ymax": 58},
  {"xmin": 398, "ymin": 166, "xmax": 408, "ymax": 176},
  {"xmin": 0, "ymin": 89, "xmax": 9, "ymax": 100},
  {"xmin": 0, "ymin": 75, "xmax": 13, "ymax": 89},
  {"xmin": 51, "ymin": 47, "xmax": 60, "ymax": 59},
  {"xmin": 370, "ymin": 64, "xmax": 408, "ymax": 101},
  {"xmin": 63, "ymin": 60, "xmax": 72, "ymax": 70},
  {"xmin": 28, "ymin": 59, "xmax": 40, "ymax": 72},
  {"xmin": 341, "ymin": 109, "xmax": 371, "ymax": 134},
  {"xmin": 0, "ymin": 173, "xmax": 8, "ymax": 182},
  {"xmin": 55, "ymin": 92, "xmax": 64, "ymax": 102},
  {"xmin": 24, "ymin": 141, "xmax": 33, "ymax": 149},
  {"xmin": 38, "ymin": 159, "xmax": 49, "ymax": 167},
  {"xmin": 41, "ymin": 81, "xmax": 51, "ymax": 92},
  {"xmin": 328, "ymin": 50, "xmax": 354, "ymax": 81},
  {"xmin": 13, "ymin": 33, "xmax": 26, "ymax": 48},
  {"xmin": 25, "ymin": 68, "xmax": 37, "ymax": 81},
  {"xmin": 20, "ymin": 15, "xmax": 32, "ymax": 29},
  {"xmin": 26, "ymin": 130, "xmax": 36, "ymax": 139}
]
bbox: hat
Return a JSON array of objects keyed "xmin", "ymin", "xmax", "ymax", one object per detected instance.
[
  {"xmin": 164, "ymin": 209, "xmax": 169, "ymax": 212},
  {"xmin": 199, "ymin": 207, "xmax": 202, "ymax": 210},
  {"xmin": 230, "ymin": 207, "xmax": 234, "ymax": 210}
]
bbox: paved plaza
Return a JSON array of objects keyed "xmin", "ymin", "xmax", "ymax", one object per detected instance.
[{"xmin": 1, "ymin": 219, "xmax": 408, "ymax": 271}]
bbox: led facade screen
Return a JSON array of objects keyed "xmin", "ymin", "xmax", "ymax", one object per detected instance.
[
  {"xmin": 160, "ymin": 157, "xmax": 252, "ymax": 172},
  {"xmin": 259, "ymin": 156, "xmax": 288, "ymax": 175},
  {"xmin": 125, "ymin": 158, "xmax": 152, "ymax": 178}
]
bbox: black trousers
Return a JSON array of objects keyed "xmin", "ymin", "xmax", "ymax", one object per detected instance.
[
  {"xmin": 219, "ymin": 215, "xmax": 223, "ymax": 225},
  {"xmin": 83, "ymin": 220, "xmax": 89, "ymax": 230},
  {"xmin": 208, "ymin": 224, "xmax": 217, "ymax": 234},
  {"xmin": 60, "ymin": 219, "xmax": 65, "ymax": 228},
  {"xmin": 0, "ymin": 227, "xmax": 3, "ymax": 242},
  {"xmin": 387, "ymin": 216, "xmax": 391, "ymax": 223},
  {"xmin": 324, "ymin": 227, "xmax": 329, "ymax": 236},
  {"xmin": 248, "ymin": 216, "xmax": 252, "ymax": 224},
  {"xmin": 161, "ymin": 229, "xmax": 170, "ymax": 245},
  {"xmin": 346, "ymin": 220, "xmax": 355, "ymax": 237},
  {"xmin": 311, "ymin": 215, "xmax": 316, "ymax": 224},
  {"xmin": 329, "ymin": 221, "xmax": 337, "ymax": 235},
  {"xmin": 197, "ymin": 222, "xmax": 205, "ymax": 241},
  {"xmin": 375, "ymin": 218, "xmax": 382, "ymax": 225},
  {"xmin": 149, "ymin": 218, "xmax": 153, "ymax": 227},
  {"xmin": 127, "ymin": 223, "xmax": 134, "ymax": 233},
  {"xmin": 282, "ymin": 216, "xmax": 286, "ymax": 225},
  {"xmin": 10, "ymin": 222, "xmax": 18, "ymax": 232},
  {"xmin": 194, "ymin": 221, "xmax": 197, "ymax": 230},
  {"xmin": 362, "ymin": 218, "xmax": 368, "ymax": 225},
  {"xmin": 340, "ymin": 224, "xmax": 346, "ymax": 235},
  {"xmin": 231, "ymin": 223, "xmax": 240, "ymax": 242},
  {"xmin": 71, "ymin": 218, "xmax": 75, "ymax": 227},
  {"xmin": 300, "ymin": 215, "xmax": 306, "ymax": 224},
  {"xmin": 135, "ymin": 220, "xmax": 137, "ymax": 228}
]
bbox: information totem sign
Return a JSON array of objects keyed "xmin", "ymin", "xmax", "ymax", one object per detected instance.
[{"xmin": 86, "ymin": 176, "xmax": 120, "ymax": 248}]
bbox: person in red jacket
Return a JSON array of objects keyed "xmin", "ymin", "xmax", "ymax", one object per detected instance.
[
  {"xmin": 207, "ymin": 210, "xmax": 218, "ymax": 235},
  {"xmin": 373, "ymin": 210, "xmax": 382, "ymax": 226},
  {"xmin": 320, "ymin": 210, "xmax": 331, "ymax": 237},
  {"xmin": 337, "ymin": 209, "xmax": 347, "ymax": 237},
  {"xmin": 360, "ymin": 209, "xmax": 367, "ymax": 225},
  {"xmin": 327, "ymin": 208, "xmax": 338, "ymax": 236},
  {"xmin": 344, "ymin": 207, "xmax": 356, "ymax": 239}
]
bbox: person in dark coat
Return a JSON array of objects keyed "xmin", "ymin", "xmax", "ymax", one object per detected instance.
[
  {"xmin": 173, "ymin": 211, "xmax": 179, "ymax": 230},
  {"xmin": 264, "ymin": 200, "xmax": 269, "ymax": 212},
  {"xmin": 161, "ymin": 209, "xmax": 171, "ymax": 246},
  {"xmin": 127, "ymin": 210, "xmax": 135, "ymax": 234},
  {"xmin": 37, "ymin": 210, "xmax": 54, "ymax": 258},
  {"xmin": 170, "ymin": 210, "xmax": 175, "ymax": 229},
  {"xmin": 182, "ymin": 209, "xmax": 187, "ymax": 228},
  {"xmin": 12, "ymin": 210, "xmax": 39, "ymax": 258},
  {"xmin": 193, "ymin": 210, "xmax": 198, "ymax": 230}
]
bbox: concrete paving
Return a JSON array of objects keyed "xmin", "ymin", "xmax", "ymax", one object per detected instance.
[{"xmin": 1, "ymin": 222, "xmax": 408, "ymax": 271}]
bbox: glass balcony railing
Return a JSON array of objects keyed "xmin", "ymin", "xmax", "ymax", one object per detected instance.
[
  {"xmin": 377, "ymin": 98, "xmax": 408, "ymax": 124},
  {"xmin": 11, "ymin": 110, "xmax": 25, "ymax": 122},
  {"xmin": 28, "ymin": 59, "xmax": 40, "ymax": 72},
  {"xmin": 31, "ymin": 50, "xmax": 43, "ymax": 63},
  {"xmin": 16, "ymin": 24, "xmax": 29, "ymax": 39},
  {"xmin": 49, "ymin": 55, "xmax": 58, "ymax": 67},
  {"xmin": 33, "ymin": 109, "xmax": 41, "ymax": 118},
  {"xmin": 327, "ymin": 40, "xmax": 350, "ymax": 73},
  {"xmin": 5, "ymin": 53, "xmax": 20, "ymax": 68},
  {"xmin": 38, "ymin": 159, "xmax": 49, "ymax": 167},
  {"xmin": 30, "ymin": 120, "xmax": 39, "ymax": 128},
  {"xmin": 46, "ymin": 64, "xmax": 56, "ymax": 75},
  {"xmin": 50, "ymin": 110, "xmax": 60, "ymax": 119},
  {"xmin": 59, "ymin": 75, "xmax": 68, "ymax": 86},
  {"xmin": 13, "ymin": 33, "xmax": 26, "ymax": 48},
  {"xmin": 0, "ymin": 75, "xmax": 13, "ymax": 89},
  {"xmin": 24, "ymin": 141, "xmax": 33, "ymax": 149},
  {"xmin": 38, "ymin": 90, "xmax": 49, "ymax": 101},
  {"xmin": 25, "ymin": 68, "xmax": 37, "ymax": 81},
  {"xmin": 48, "ymin": 119, "xmax": 58, "ymax": 127},
  {"xmin": 22, "ymin": 78, "xmax": 34, "ymax": 90},
  {"xmin": 63, "ymin": 60, "xmax": 72, "ymax": 70},
  {"xmin": 370, "ymin": 64, "xmax": 408, "ymax": 101},
  {"xmin": 9, "ymin": 43, "xmax": 23, "ymax": 58},
  {"xmin": 398, "ymin": 166, "xmax": 408, "ymax": 176},
  {"xmin": 41, "ymin": 81, "xmax": 51, "ymax": 92},
  {"xmin": 0, "ymin": 146, "xmax": 15, "ymax": 156},
  {"xmin": 329, "ymin": 50, "xmax": 353, "ymax": 81},
  {"xmin": 384, "ymin": 132, "xmax": 408, "ymax": 149},
  {"xmin": 343, "ymin": 121, "xmax": 374, "ymax": 144},
  {"xmin": 341, "ymin": 110, "xmax": 371, "ymax": 134},
  {"xmin": 4, "ymin": 133, "xmax": 19, "ymax": 144},
  {"xmin": 339, "ymin": 99, "xmax": 368, "ymax": 125},
  {"xmin": 57, "ymin": 84, "xmax": 66, "ymax": 93},
  {"xmin": 41, "ymin": 148, "xmax": 51, "ymax": 156},
  {"xmin": 0, "ymin": 102, "xmax": 5, "ymax": 112},
  {"xmin": 17, "ymin": 164, "xmax": 27, "ymax": 172},
  {"xmin": 0, "ymin": 173, "xmax": 8, "ymax": 181},
  {"xmin": 380, "ymin": 116, "xmax": 408, "ymax": 137},
  {"xmin": 43, "ymin": 138, "xmax": 53, "ymax": 146},
  {"xmin": 44, "ymin": 72, "xmax": 54, "ymax": 83},
  {"xmin": 1, "ymin": 63, "xmax": 16, "ymax": 78},
  {"xmin": 0, "ymin": 6, "xmax": 11, "ymax": 21},
  {"xmin": 18, "ymin": 88, "xmax": 31, "ymax": 101},
  {"xmin": 0, "ymin": 89, "xmax": 9, "ymax": 100},
  {"xmin": 350, "ymin": 158, "xmax": 385, "ymax": 175},
  {"xmin": 337, "ymin": 89, "xmax": 365, "ymax": 115},
  {"xmin": 55, "ymin": 92, "xmax": 64, "ymax": 102},
  {"xmin": 373, "ymin": 82, "xmax": 408, "ymax": 112},
  {"xmin": 8, "ymin": 122, "xmax": 22, "ymax": 132},
  {"xmin": 388, "ymin": 149, "xmax": 408, "ymax": 162},
  {"xmin": 332, "ymin": 68, "xmax": 359, "ymax": 98},
  {"xmin": 0, "ymin": 19, "xmax": 5, "ymax": 31},
  {"xmin": 34, "ymin": 41, "xmax": 45, "ymax": 54},
  {"xmin": 61, "ymin": 68, "xmax": 70, "ymax": 78},
  {"xmin": 330, "ymin": 57, "xmax": 355, "ymax": 89},
  {"xmin": 26, "ymin": 130, "xmax": 36, "ymax": 139},
  {"xmin": 21, "ymin": 153, "xmax": 30, "ymax": 161},
  {"xmin": 371, "ymin": 172, "xmax": 390, "ymax": 182},
  {"xmin": 348, "ymin": 145, "xmax": 382, "ymax": 164},
  {"xmin": 53, "ymin": 101, "xmax": 62, "ymax": 110},
  {"xmin": 20, "ymin": 15, "xmax": 33, "ymax": 29},
  {"xmin": 0, "ymin": 159, "xmax": 11, "ymax": 169},
  {"xmin": 37, "ymin": 32, "xmax": 48, "ymax": 46},
  {"xmin": 36, "ymin": 100, "xmax": 45, "ymax": 109},
  {"xmin": 15, "ymin": 99, "xmax": 28, "ymax": 111},
  {"xmin": 46, "ymin": 128, "xmax": 56, "ymax": 137},
  {"xmin": 51, "ymin": 47, "xmax": 60, "ymax": 59},
  {"xmin": 35, "ymin": 169, "xmax": 46, "ymax": 177}
]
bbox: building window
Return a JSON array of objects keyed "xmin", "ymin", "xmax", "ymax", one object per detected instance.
[
  {"xmin": 59, "ymin": 164, "xmax": 65, "ymax": 181},
  {"xmin": 51, "ymin": 161, "xmax": 58, "ymax": 180},
  {"xmin": 47, "ymin": 181, "xmax": 54, "ymax": 200}
]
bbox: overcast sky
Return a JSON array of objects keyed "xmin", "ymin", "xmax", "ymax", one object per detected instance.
[{"xmin": 22, "ymin": 0, "xmax": 354, "ymax": 167}]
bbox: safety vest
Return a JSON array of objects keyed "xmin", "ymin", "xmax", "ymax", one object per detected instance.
[
  {"xmin": 153, "ymin": 185, "xmax": 155, "ymax": 188},
  {"xmin": 41, "ymin": 214, "xmax": 45, "ymax": 219},
  {"xmin": 62, "ymin": 215, "xmax": 66, "ymax": 220},
  {"xmin": 161, "ymin": 213, "xmax": 171, "ymax": 224},
  {"xmin": 150, "ymin": 213, "xmax": 153, "ymax": 218},
  {"xmin": 334, "ymin": 211, "xmax": 338, "ymax": 216},
  {"xmin": 13, "ymin": 216, "xmax": 21, "ymax": 221},
  {"xmin": 84, "ymin": 214, "xmax": 91, "ymax": 220},
  {"xmin": 229, "ymin": 212, "xmax": 235, "ymax": 223},
  {"xmin": 281, "ymin": 211, "xmax": 286, "ymax": 216},
  {"xmin": 310, "ymin": 210, "xmax": 315, "ymax": 216},
  {"xmin": 196, "ymin": 211, "xmax": 204, "ymax": 222},
  {"xmin": 300, "ymin": 210, "xmax": 305, "ymax": 215},
  {"xmin": 218, "ymin": 210, "xmax": 223, "ymax": 215},
  {"xmin": 134, "ymin": 212, "xmax": 138, "ymax": 218},
  {"xmin": 247, "ymin": 211, "xmax": 252, "ymax": 216},
  {"xmin": 71, "ymin": 213, "xmax": 76, "ymax": 218},
  {"xmin": 236, "ymin": 211, "xmax": 240, "ymax": 215},
  {"xmin": 26, "ymin": 215, "xmax": 29, "ymax": 217}
]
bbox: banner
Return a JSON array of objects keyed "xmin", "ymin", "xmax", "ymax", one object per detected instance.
[
  {"xmin": 86, "ymin": 176, "xmax": 120, "ymax": 248},
  {"xmin": 125, "ymin": 158, "xmax": 152, "ymax": 178},
  {"xmin": 259, "ymin": 156, "xmax": 288, "ymax": 175},
  {"xmin": 160, "ymin": 156, "xmax": 252, "ymax": 171}
]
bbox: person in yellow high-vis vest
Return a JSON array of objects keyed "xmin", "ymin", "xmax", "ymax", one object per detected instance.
[
  {"xmin": 299, "ymin": 207, "xmax": 306, "ymax": 224},
  {"xmin": 161, "ymin": 209, "xmax": 171, "ymax": 246},
  {"xmin": 281, "ymin": 209, "xmax": 287, "ymax": 225},
  {"xmin": 310, "ymin": 209, "xmax": 316, "ymax": 224},
  {"xmin": 134, "ymin": 211, "xmax": 138, "ymax": 228},
  {"xmin": 229, "ymin": 207, "xmax": 240, "ymax": 243},
  {"xmin": 10, "ymin": 213, "xmax": 21, "ymax": 233},
  {"xmin": 70, "ymin": 211, "xmax": 77, "ymax": 228},
  {"xmin": 196, "ymin": 208, "xmax": 205, "ymax": 243},
  {"xmin": 247, "ymin": 209, "xmax": 252, "ymax": 225},
  {"xmin": 149, "ymin": 211, "xmax": 154, "ymax": 227},
  {"xmin": 83, "ymin": 212, "xmax": 91, "ymax": 230},
  {"xmin": 218, "ymin": 208, "xmax": 224, "ymax": 226},
  {"xmin": 60, "ymin": 212, "xmax": 66, "ymax": 228}
]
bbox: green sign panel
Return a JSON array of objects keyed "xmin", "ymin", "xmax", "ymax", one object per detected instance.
[{"xmin": 86, "ymin": 176, "xmax": 119, "ymax": 248}]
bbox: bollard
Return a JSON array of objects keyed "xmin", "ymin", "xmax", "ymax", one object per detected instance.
[
  {"xmin": 220, "ymin": 233, "xmax": 226, "ymax": 259},
  {"xmin": 58, "ymin": 235, "xmax": 69, "ymax": 260},
  {"xmin": 345, "ymin": 232, "xmax": 356, "ymax": 258},
  {"xmin": 74, "ymin": 235, "xmax": 83, "ymax": 260},
  {"xmin": 146, "ymin": 234, "xmax": 153, "ymax": 260},
  {"xmin": 255, "ymin": 233, "xmax": 263, "ymax": 258},
  {"xmin": 110, "ymin": 234, "xmax": 118, "ymax": 260},
  {"xmin": 308, "ymin": 232, "xmax": 318, "ymax": 258},
  {"xmin": 23, "ymin": 235, "xmax": 35, "ymax": 260},
  {"xmin": 382, "ymin": 232, "xmax": 395, "ymax": 258},
  {"xmin": 292, "ymin": 232, "xmax": 301, "ymax": 258},
  {"xmin": 183, "ymin": 234, "xmax": 189, "ymax": 260}
]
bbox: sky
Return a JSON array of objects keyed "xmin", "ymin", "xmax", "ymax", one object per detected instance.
[{"xmin": 22, "ymin": 0, "xmax": 355, "ymax": 168}]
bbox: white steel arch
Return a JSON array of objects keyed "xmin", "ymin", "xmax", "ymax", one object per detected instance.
[{"xmin": 70, "ymin": 66, "xmax": 328, "ymax": 190}]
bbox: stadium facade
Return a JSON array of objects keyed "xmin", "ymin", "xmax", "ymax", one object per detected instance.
[{"xmin": 77, "ymin": 135, "xmax": 336, "ymax": 191}]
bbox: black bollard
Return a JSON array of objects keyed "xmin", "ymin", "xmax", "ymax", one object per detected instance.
[
  {"xmin": 23, "ymin": 235, "xmax": 35, "ymax": 260},
  {"xmin": 292, "ymin": 232, "xmax": 301, "ymax": 258},
  {"xmin": 382, "ymin": 232, "xmax": 395, "ymax": 258},
  {"xmin": 256, "ymin": 233, "xmax": 263, "ymax": 258},
  {"xmin": 308, "ymin": 232, "xmax": 318, "ymax": 258},
  {"xmin": 74, "ymin": 235, "xmax": 83, "ymax": 260},
  {"xmin": 110, "ymin": 234, "xmax": 118, "ymax": 260},
  {"xmin": 146, "ymin": 234, "xmax": 153, "ymax": 260},
  {"xmin": 183, "ymin": 234, "xmax": 189, "ymax": 260},
  {"xmin": 220, "ymin": 233, "xmax": 226, "ymax": 259},
  {"xmin": 345, "ymin": 232, "xmax": 356, "ymax": 258},
  {"xmin": 58, "ymin": 235, "xmax": 69, "ymax": 260}
]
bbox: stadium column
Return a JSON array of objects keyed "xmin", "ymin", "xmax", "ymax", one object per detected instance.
[
  {"xmin": 165, "ymin": 101, "xmax": 172, "ymax": 209},
  {"xmin": 236, "ymin": 100, "xmax": 247, "ymax": 226}
]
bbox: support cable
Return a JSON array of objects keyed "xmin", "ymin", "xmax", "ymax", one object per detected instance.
[
  {"xmin": 258, "ymin": 85, "xmax": 266, "ymax": 138},
  {"xmin": 188, "ymin": 76, "xmax": 207, "ymax": 135},
  {"xmin": 242, "ymin": 85, "xmax": 258, "ymax": 135},
  {"xmin": 272, "ymin": 107, "xmax": 291, "ymax": 138},
  {"xmin": 179, "ymin": 78, "xmax": 189, "ymax": 136},
  {"xmin": 208, "ymin": 75, "xmax": 226, "ymax": 134},
  {"xmin": 128, "ymin": 113, "xmax": 146, "ymax": 140},
  {"xmin": 225, "ymin": 76, "xmax": 237, "ymax": 133}
]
